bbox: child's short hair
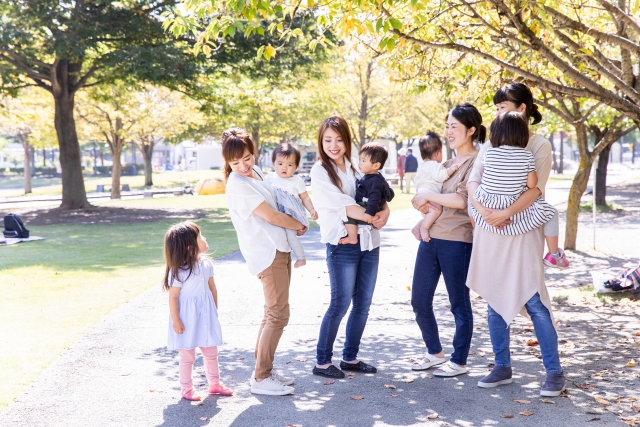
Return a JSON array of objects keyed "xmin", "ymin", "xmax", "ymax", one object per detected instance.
[
  {"xmin": 359, "ymin": 142, "xmax": 388, "ymax": 168},
  {"xmin": 162, "ymin": 221, "xmax": 201, "ymax": 291},
  {"xmin": 418, "ymin": 132, "xmax": 443, "ymax": 160},
  {"xmin": 272, "ymin": 143, "xmax": 301, "ymax": 167},
  {"xmin": 490, "ymin": 112, "xmax": 529, "ymax": 148}
]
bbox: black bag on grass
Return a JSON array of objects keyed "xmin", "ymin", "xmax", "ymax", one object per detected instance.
[{"xmin": 3, "ymin": 214, "xmax": 29, "ymax": 238}]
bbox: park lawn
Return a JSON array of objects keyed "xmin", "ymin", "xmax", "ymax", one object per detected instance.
[
  {"xmin": 0, "ymin": 169, "xmax": 224, "ymax": 198},
  {"xmin": 0, "ymin": 216, "xmax": 238, "ymax": 410}
]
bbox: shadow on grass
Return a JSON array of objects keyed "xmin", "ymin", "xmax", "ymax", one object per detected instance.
[{"xmin": 0, "ymin": 216, "xmax": 238, "ymax": 273}]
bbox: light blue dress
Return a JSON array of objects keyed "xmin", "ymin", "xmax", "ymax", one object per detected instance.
[{"xmin": 167, "ymin": 258, "xmax": 223, "ymax": 350}]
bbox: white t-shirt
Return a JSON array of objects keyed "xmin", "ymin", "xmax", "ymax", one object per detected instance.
[
  {"xmin": 414, "ymin": 160, "xmax": 451, "ymax": 194},
  {"xmin": 226, "ymin": 166, "xmax": 291, "ymax": 275},
  {"xmin": 310, "ymin": 159, "xmax": 380, "ymax": 251},
  {"xmin": 266, "ymin": 173, "xmax": 307, "ymax": 196}
]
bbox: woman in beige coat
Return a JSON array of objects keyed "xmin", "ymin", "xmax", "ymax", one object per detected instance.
[{"xmin": 466, "ymin": 83, "xmax": 565, "ymax": 397}]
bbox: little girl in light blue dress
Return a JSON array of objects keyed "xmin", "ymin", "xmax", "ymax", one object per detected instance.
[{"xmin": 164, "ymin": 221, "xmax": 233, "ymax": 400}]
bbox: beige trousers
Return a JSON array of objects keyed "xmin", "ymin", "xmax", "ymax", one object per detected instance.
[
  {"xmin": 404, "ymin": 172, "xmax": 416, "ymax": 194},
  {"xmin": 254, "ymin": 250, "xmax": 292, "ymax": 379}
]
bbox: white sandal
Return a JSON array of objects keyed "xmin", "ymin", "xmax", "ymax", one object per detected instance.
[{"xmin": 411, "ymin": 354, "xmax": 446, "ymax": 371}]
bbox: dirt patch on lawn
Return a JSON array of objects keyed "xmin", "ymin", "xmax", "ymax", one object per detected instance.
[{"xmin": 3, "ymin": 206, "xmax": 217, "ymax": 226}]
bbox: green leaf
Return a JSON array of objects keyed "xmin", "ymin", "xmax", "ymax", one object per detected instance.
[
  {"xmin": 376, "ymin": 17, "xmax": 383, "ymax": 32},
  {"xmin": 389, "ymin": 18, "xmax": 402, "ymax": 30}
]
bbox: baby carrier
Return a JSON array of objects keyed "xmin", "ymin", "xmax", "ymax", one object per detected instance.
[{"xmin": 3, "ymin": 214, "xmax": 29, "ymax": 238}]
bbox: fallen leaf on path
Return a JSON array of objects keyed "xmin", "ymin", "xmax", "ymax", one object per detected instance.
[
  {"xmin": 149, "ymin": 389, "xmax": 155, "ymax": 392},
  {"xmin": 541, "ymin": 399, "xmax": 556, "ymax": 404},
  {"xmin": 560, "ymin": 391, "xmax": 570, "ymax": 398},
  {"xmin": 200, "ymin": 417, "xmax": 207, "ymax": 421},
  {"xmin": 347, "ymin": 372, "xmax": 355, "ymax": 378},
  {"xmin": 586, "ymin": 409, "xmax": 604, "ymax": 414},
  {"xmin": 384, "ymin": 384, "xmax": 397, "ymax": 389},
  {"xmin": 406, "ymin": 285, "xmax": 411, "ymax": 290},
  {"xmin": 513, "ymin": 399, "xmax": 531, "ymax": 404},
  {"xmin": 285, "ymin": 361, "xmax": 291, "ymax": 364},
  {"xmin": 427, "ymin": 413, "xmax": 439, "ymax": 419},
  {"xmin": 236, "ymin": 357, "xmax": 245, "ymax": 360},
  {"xmin": 386, "ymin": 394, "xmax": 398, "ymax": 398},
  {"xmin": 423, "ymin": 374, "xmax": 433, "ymax": 379},
  {"xmin": 631, "ymin": 404, "xmax": 640, "ymax": 412},
  {"xmin": 402, "ymin": 378, "xmax": 414, "ymax": 383},
  {"xmin": 350, "ymin": 395, "xmax": 364, "ymax": 400},
  {"xmin": 587, "ymin": 418, "xmax": 601, "ymax": 422},
  {"xmin": 501, "ymin": 414, "xmax": 514, "ymax": 419},
  {"xmin": 636, "ymin": 332, "xmax": 640, "ymax": 336},
  {"xmin": 619, "ymin": 398, "xmax": 638, "ymax": 403},
  {"xmin": 120, "ymin": 373, "xmax": 131, "ymax": 376},
  {"xmin": 323, "ymin": 380, "xmax": 335, "ymax": 385},
  {"xmin": 519, "ymin": 410, "xmax": 534, "ymax": 416},
  {"xmin": 576, "ymin": 383, "xmax": 596, "ymax": 389},
  {"xmin": 526, "ymin": 339, "xmax": 539, "ymax": 346},
  {"xmin": 295, "ymin": 357, "xmax": 307, "ymax": 362},
  {"xmin": 626, "ymin": 359, "xmax": 636, "ymax": 367},
  {"xmin": 194, "ymin": 401, "xmax": 204, "ymax": 406},
  {"xmin": 595, "ymin": 396, "xmax": 609, "ymax": 406}
]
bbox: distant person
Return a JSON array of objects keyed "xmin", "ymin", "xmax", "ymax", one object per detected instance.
[
  {"xmin": 404, "ymin": 148, "xmax": 418, "ymax": 193},
  {"xmin": 411, "ymin": 132, "xmax": 459, "ymax": 242},
  {"xmin": 267, "ymin": 143, "xmax": 319, "ymax": 268},
  {"xmin": 397, "ymin": 148, "xmax": 407, "ymax": 193},
  {"xmin": 164, "ymin": 221, "xmax": 233, "ymax": 401},
  {"xmin": 341, "ymin": 142, "xmax": 395, "ymax": 244}
]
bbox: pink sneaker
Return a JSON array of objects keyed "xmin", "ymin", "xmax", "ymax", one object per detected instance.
[{"xmin": 543, "ymin": 249, "xmax": 569, "ymax": 269}]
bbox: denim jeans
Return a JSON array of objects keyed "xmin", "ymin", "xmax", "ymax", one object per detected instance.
[
  {"xmin": 411, "ymin": 238, "xmax": 473, "ymax": 366},
  {"xmin": 488, "ymin": 292, "xmax": 562, "ymax": 374},
  {"xmin": 316, "ymin": 239, "xmax": 380, "ymax": 365}
]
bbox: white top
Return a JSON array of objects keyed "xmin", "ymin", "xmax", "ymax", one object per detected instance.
[
  {"xmin": 226, "ymin": 166, "xmax": 291, "ymax": 275},
  {"xmin": 414, "ymin": 160, "xmax": 451, "ymax": 194},
  {"xmin": 481, "ymin": 146, "xmax": 536, "ymax": 195},
  {"xmin": 266, "ymin": 173, "xmax": 307, "ymax": 196},
  {"xmin": 167, "ymin": 257, "xmax": 223, "ymax": 350},
  {"xmin": 310, "ymin": 159, "xmax": 380, "ymax": 251}
]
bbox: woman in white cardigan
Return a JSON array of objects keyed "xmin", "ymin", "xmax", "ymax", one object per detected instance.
[
  {"xmin": 222, "ymin": 128, "xmax": 307, "ymax": 396},
  {"xmin": 310, "ymin": 116, "xmax": 390, "ymax": 379}
]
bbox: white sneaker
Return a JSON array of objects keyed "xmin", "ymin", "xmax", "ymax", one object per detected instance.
[
  {"xmin": 272, "ymin": 370, "xmax": 295, "ymax": 386},
  {"xmin": 433, "ymin": 361, "xmax": 468, "ymax": 377},
  {"xmin": 250, "ymin": 376, "xmax": 295, "ymax": 396}
]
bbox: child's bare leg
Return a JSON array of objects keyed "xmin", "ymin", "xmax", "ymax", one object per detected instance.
[
  {"xmin": 411, "ymin": 220, "xmax": 422, "ymax": 240},
  {"xmin": 340, "ymin": 223, "xmax": 359, "ymax": 244},
  {"xmin": 420, "ymin": 204, "xmax": 443, "ymax": 242}
]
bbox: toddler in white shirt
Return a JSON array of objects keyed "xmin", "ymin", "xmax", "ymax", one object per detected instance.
[
  {"xmin": 267, "ymin": 143, "xmax": 318, "ymax": 268},
  {"xmin": 411, "ymin": 132, "xmax": 459, "ymax": 242}
]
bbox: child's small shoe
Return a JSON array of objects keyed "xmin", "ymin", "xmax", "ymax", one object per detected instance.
[
  {"xmin": 209, "ymin": 383, "xmax": 233, "ymax": 396},
  {"xmin": 181, "ymin": 387, "xmax": 202, "ymax": 401},
  {"xmin": 543, "ymin": 249, "xmax": 570, "ymax": 269}
]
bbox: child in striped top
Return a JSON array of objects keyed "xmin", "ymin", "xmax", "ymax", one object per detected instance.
[{"xmin": 468, "ymin": 112, "xmax": 569, "ymax": 269}]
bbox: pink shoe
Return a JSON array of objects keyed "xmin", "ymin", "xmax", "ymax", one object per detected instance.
[
  {"xmin": 181, "ymin": 387, "xmax": 202, "ymax": 401},
  {"xmin": 543, "ymin": 249, "xmax": 570, "ymax": 269},
  {"xmin": 209, "ymin": 383, "xmax": 233, "ymax": 396}
]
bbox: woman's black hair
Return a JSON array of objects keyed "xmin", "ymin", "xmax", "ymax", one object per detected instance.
[
  {"xmin": 490, "ymin": 112, "xmax": 530, "ymax": 148},
  {"xmin": 449, "ymin": 102, "xmax": 487, "ymax": 143},
  {"xmin": 493, "ymin": 82, "xmax": 543, "ymax": 125}
]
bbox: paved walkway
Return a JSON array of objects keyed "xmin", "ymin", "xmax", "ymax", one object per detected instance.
[{"xmin": 1, "ymin": 209, "xmax": 635, "ymax": 427}]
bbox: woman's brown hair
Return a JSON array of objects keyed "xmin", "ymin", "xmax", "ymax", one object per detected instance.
[
  {"xmin": 221, "ymin": 128, "xmax": 257, "ymax": 180},
  {"xmin": 317, "ymin": 116, "xmax": 356, "ymax": 192},
  {"xmin": 162, "ymin": 221, "xmax": 203, "ymax": 291}
]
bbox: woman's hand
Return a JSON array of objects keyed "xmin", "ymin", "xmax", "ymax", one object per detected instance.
[
  {"xmin": 172, "ymin": 319, "xmax": 185, "ymax": 334},
  {"xmin": 297, "ymin": 226, "xmax": 308, "ymax": 236},
  {"xmin": 371, "ymin": 214, "xmax": 386, "ymax": 229},
  {"xmin": 412, "ymin": 193, "xmax": 430, "ymax": 213},
  {"xmin": 483, "ymin": 208, "xmax": 513, "ymax": 228}
]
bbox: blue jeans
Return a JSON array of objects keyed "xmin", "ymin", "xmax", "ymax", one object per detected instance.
[
  {"xmin": 316, "ymin": 239, "xmax": 380, "ymax": 365},
  {"xmin": 488, "ymin": 292, "xmax": 562, "ymax": 374},
  {"xmin": 411, "ymin": 238, "xmax": 473, "ymax": 366}
]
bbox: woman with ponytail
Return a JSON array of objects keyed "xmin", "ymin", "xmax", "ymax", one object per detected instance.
[
  {"xmin": 222, "ymin": 128, "xmax": 307, "ymax": 396},
  {"xmin": 409, "ymin": 103, "xmax": 482, "ymax": 377},
  {"xmin": 466, "ymin": 82, "xmax": 566, "ymax": 397}
]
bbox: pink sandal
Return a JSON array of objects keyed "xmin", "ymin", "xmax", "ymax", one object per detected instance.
[
  {"xmin": 181, "ymin": 388, "xmax": 202, "ymax": 401},
  {"xmin": 209, "ymin": 383, "xmax": 233, "ymax": 396}
]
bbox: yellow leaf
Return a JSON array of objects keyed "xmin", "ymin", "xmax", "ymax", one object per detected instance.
[
  {"xmin": 519, "ymin": 410, "xmax": 534, "ymax": 416},
  {"xmin": 514, "ymin": 400, "xmax": 531, "ymax": 404},
  {"xmin": 626, "ymin": 359, "xmax": 636, "ymax": 367}
]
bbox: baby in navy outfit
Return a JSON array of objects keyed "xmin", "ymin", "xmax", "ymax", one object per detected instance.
[{"xmin": 341, "ymin": 142, "xmax": 395, "ymax": 244}]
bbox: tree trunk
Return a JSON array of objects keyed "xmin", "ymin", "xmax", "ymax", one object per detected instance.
[
  {"xmin": 251, "ymin": 127, "xmax": 261, "ymax": 167},
  {"xmin": 564, "ymin": 155, "xmax": 593, "ymax": 250},
  {"xmin": 111, "ymin": 145, "xmax": 122, "ymax": 199},
  {"xmin": 138, "ymin": 137, "xmax": 155, "ymax": 186},
  {"xmin": 53, "ymin": 91, "xmax": 90, "ymax": 209},
  {"xmin": 595, "ymin": 143, "xmax": 613, "ymax": 205},
  {"xmin": 18, "ymin": 133, "xmax": 33, "ymax": 194}
]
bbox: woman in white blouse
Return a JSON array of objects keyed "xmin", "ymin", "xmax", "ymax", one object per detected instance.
[
  {"xmin": 310, "ymin": 116, "xmax": 390, "ymax": 379},
  {"xmin": 222, "ymin": 128, "xmax": 307, "ymax": 396}
]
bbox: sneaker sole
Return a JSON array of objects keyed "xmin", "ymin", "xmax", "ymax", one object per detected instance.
[
  {"xmin": 540, "ymin": 385, "xmax": 565, "ymax": 397},
  {"xmin": 250, "ymin": 386, "xmax": 294, "ymax": 396},
  {"xmin": 411, "ymin": 359, "xmax": 446, "ymax": 371},
  {"xmin": 433, "ymin": 368, "xmax": 468, "ymax": 377},
  {"xmin": 477, "ymin": 378, "xmax": 513, "ymax": 388},
  {"xmin": 543, "ymin": 259, "xmax": 568, "ymax": 269},
  {"xmin": 279, "ymin": 379, "xmax": 295, "ymax": 386}
]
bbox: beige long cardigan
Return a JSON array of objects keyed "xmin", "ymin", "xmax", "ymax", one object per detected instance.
[{"xmin": 466, "ymin": 135, "xmax": 555, "ymax": 325}]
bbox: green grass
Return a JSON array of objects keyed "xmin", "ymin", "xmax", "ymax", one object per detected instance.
[
  {"xmin": 579, "ymin": 201, "xmax": 625, "ymax": 213},
  {"xmin": 0, "ymin": 216, "xmax": 238, "ymax": 410},
  {"xmin": 552, "ymin": 284, "xmax": 640, "ymax": 306},
  {"xmin": 0, "ymin": 170, "xmax": 224, "ymax": 198}
]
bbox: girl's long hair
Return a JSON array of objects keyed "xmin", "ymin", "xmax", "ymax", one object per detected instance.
[
  {"xmin": 162, "ymin": 221, "xmax": 201, "ymax": 291},
  {"xmin": 317, "ymin": 116, "xmax": 357, "ymax": 192},
  {"xmin": 221, "ymin": 128, "xmax": 257, "ymax": 180}
]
